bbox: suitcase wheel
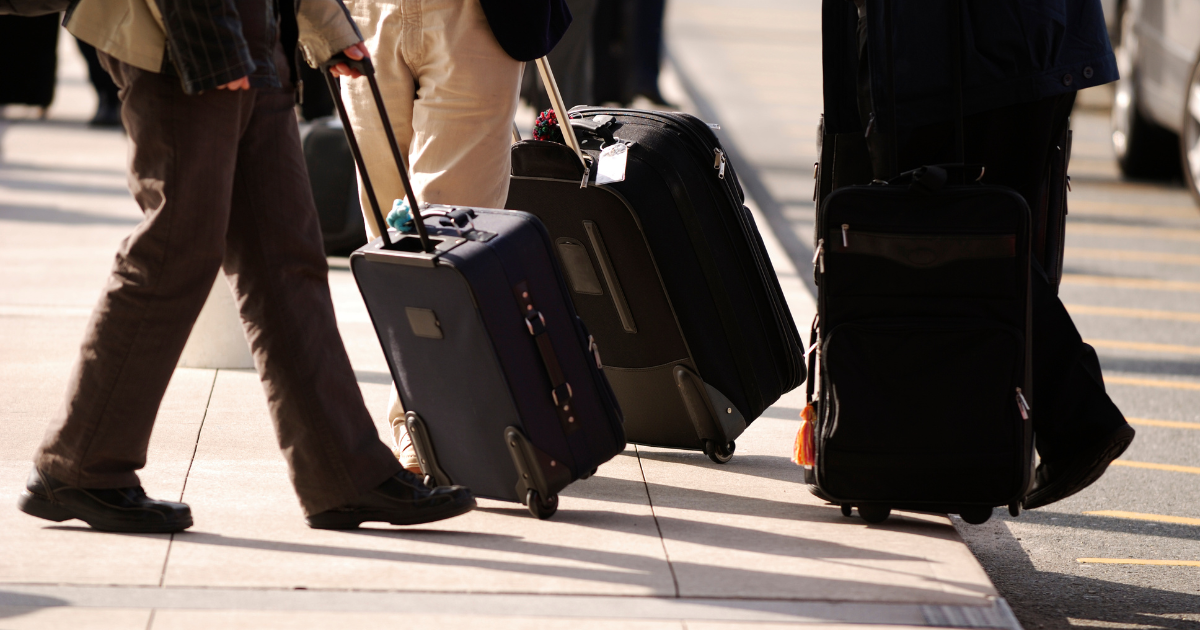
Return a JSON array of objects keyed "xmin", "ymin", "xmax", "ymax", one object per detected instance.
[
  {"xmin": 526, "ymin": 489, "xmax": 559, "ymax": 520},
  {"xmin": 840, "ymin": 504, "xmax": 853, "ymax": 517},
  {"xmin": 704, "ymin": 440, "xmax": 736, "ymax": 464},
  {"xmin": 959, "ymin": 506, "xmax": 993, "ymax": 525},
  {"xmin": 1008, "ymin": 502, "xmax": 1020, "ymax": 518},
  {"xmin": 858, "ymin": 504, "xmax": 891, "ymax": 524}
]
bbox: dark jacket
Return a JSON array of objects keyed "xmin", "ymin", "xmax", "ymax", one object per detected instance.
[
  {"xmin": 480, "ymin": 0, "xmax": 573, "ymax": 62},
  {"xmin": 824, "ymin": 0, "xmax": 1117, "ymax": 134}
]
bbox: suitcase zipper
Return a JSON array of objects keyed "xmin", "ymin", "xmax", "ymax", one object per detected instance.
[
  {"xmin": 841, "ymin": 224, "xmax": 849, "ymax": 247},
  {"xmin": 1015, "ymin": 387, "xmax": 1030, "ymax": 420},
  {"xmin": 813, "ymin": 238, "xmax": 825, "ymax": 273},
  {"xmin": 713, "ymin": 148, "xmax": 726, "ymax": 179}
]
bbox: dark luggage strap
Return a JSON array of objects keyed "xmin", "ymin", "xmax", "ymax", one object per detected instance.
[
  {"xmin": 515, "ymin": 281, "xmax": 581, "ymax": 436},
  {"xmin": 320, "ymin": 54, "xmax": 433, "ymax": 253}
]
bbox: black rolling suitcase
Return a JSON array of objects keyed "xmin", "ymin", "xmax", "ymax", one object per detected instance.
[
  {"xmin": 805, "ymin": 0, "xmax": 1034, "ymax": 524},
  {"xmin": 299, "ymin": 116, "xmax": 368, "ymax": 256},
  {"xmin": 323, "ymin": 56, "xmax": 626, "ymax": 519},
  {"xmin": 506, "ymin": 61, "xmax": 805, "ymax": 464}
]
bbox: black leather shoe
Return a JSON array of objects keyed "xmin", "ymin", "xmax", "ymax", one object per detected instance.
[
  {"xmin": 17, "ymin": 468, "xmax": 192, "ymax": 533},
  {"xmin": 1023, "ymin": 423, "xmax": 1136, "ymax": 510},
  {"xmin": 306, "ymin": 471, "xmax": 476, "ymax": 530}
]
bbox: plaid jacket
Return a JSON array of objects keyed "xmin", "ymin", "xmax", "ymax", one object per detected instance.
[{"xmin": 65, "ymin": 0, "xmax": 360, "ymax": 94}]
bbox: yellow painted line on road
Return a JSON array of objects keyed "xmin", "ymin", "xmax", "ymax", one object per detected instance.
[
  {"xmin": 1066, "ymin": 247, "xmax": 1200, "ymax": 265},
  {"xmin": 1083, "ymin": 510, "xmax": 1200, "ymax": 526},
  {"xmin": 1106, "ymin": 375, "xmax": 1200, "ymax": 391},
  {"xmin": 1086, "ymin": 338, "xmax": 1200, "ymax": 355},
  {"xmin": 1068, "ymin": 223, "xmax": 1200, "ymax": 242},
  {"xmin": 1066, "ymin": 304, "xmax": 1200, "ymax": 323},
  {"xmin": 1128, "ymin": 417, "xmax": 1200, "ymax": 430},
  {"xmin": 1071, "ymin": 199, "xmax": 1199, "ymax": 219},
  {"xmin": 1077, "ymin": 558, "xmax": 1200, "ymax": 567},
  {"xmin": 1061, "ymin": 274, "xmax": 1200, "ymax": 293},
  {"xmin": 1110, "ymin": 460, "xmax": 1200, "ymax": 475}
]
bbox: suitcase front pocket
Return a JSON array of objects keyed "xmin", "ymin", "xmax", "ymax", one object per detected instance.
[
  {"xmin": 824, "ymin": 229, "xmax": 1019, "ymax": 299},
  {"xmin": 819, "ymin": 319, "xmax": 1025, "ymax": 502}
]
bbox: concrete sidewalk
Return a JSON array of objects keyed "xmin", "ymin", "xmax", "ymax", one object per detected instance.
[{"xmin": 0, "ymin": 5, "xmax": 1019, "ymax": 628}]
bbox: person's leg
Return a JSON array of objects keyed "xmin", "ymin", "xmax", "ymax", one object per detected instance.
[
  {"xmin": 339, "ymin": 0, "xmax": 430, "ymax": 472},
  {"xmin": 342, "ymin": 0, "xmax": 419, "ymax": 239},
  {"xmin": 407, "ymin": 0, "xmax": 524, "ymax": 210},
  {"xmin": 894, "ymin": 94, "xmax": 1133, "ymax": 508},
  {"xmin": 631, "ymin": 0, "xmax": 668, "ymax": 105},
  {"xmin": 33, "ymin": 56, "xmax": 248, "ymax": 490},
  {"xmin": 340, "ymin": 0, "xmax": 522, "ymax": 476},
  {"xmin": 21, "ymin": 55, "xmax": 252, "ymax": 532},
  {"xmin": 220, "ymin": 41, "xmax": 402, "ymax": 513}
]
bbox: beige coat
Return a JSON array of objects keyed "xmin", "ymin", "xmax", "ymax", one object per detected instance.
[{"xmin": 66, "ymin": 0, "xmax": 362, "ymax": 74}]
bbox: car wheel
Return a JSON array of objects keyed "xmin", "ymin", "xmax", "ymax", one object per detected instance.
[
  {"xmin": 1183, "ymin": 53, "xmax": 1200, "ymax": 207},
  {"xmin": 1111, "ymin": 11, "xmax": 1181, "ymax": 179}
]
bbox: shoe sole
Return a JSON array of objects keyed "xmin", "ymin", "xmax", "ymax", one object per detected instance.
[
  {"xmin": 17, "ymin": 492, "xmax": 193, "ymax": 534},
  {"xmin": 306, "ymin": 495, "xmax": 477, "ymax": 530},
  {"xmin": 1024, "ymin": 426, "xmax": 1136, "ymax": 510}
]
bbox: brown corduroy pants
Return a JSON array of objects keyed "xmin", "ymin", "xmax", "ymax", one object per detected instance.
[{"xmin": 33, "ymin": 54, "xmax": 401, "ymax": 516}]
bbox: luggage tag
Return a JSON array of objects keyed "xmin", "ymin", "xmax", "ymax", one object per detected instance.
[{"xmin": 595, "ymin": 142, "xmax": 629, "ymax": 185}]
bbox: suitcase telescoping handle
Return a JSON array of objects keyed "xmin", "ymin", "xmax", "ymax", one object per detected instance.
[
  {"xmin": 320, "ymin": 53, "xmax": 434, "ymax": 254},
  {"xmin": 878, "ymin": 0, "xmax": 967, "ymax": 182},
  {"xmin": 533, "ymin": 57, "xmax": 586, "ymax": 164},
  {"xmin": 531, "ymin": 57, "xmax": 590, "ymax": 179}
]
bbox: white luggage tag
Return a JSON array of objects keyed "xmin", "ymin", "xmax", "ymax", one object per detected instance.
[{"xmin": 595, "ymin": 142, "xmax": 629, "ymax": 185}]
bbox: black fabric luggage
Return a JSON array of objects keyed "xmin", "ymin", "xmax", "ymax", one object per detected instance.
[
  {"xmin": 506, "ymin": 61, "xmax": 805, "ymax": 463},
  {"xmin": 807, "ymin": 0, "xmax": 1034, "ymax": 524},
  {"xmin": 324, "ymin": 56, "xmax": 626, "ymax": 519},
  {"xmin": 299, "ymin": 116, "xmax": 368, "ymax": 255}
]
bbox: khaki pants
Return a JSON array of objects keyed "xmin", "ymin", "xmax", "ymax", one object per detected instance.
[
  {"xmin": 342, "ymin": 0, "xmax": 523, "ymax": 237},
  {"xmin": 342, "ymin": 0, "xmax": 523, "ymax": 441}
]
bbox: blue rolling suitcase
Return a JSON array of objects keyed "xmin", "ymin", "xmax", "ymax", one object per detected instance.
[{"xmin": 324, "ymin": 57, "xmax": 626, "ymax": 519}]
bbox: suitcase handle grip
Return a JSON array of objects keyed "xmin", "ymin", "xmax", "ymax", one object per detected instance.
[
  {"xmin": 321, "ymin": 53, "xmax": 434, "ymax": 253},
  {"xmin": 323, "ymin": 51, "xmax": 373, "ymax": 78}
]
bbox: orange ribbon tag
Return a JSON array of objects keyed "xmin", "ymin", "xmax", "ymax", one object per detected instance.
[{"xmin": 792, "ymin": 403, "xmax": 816, "ymax": 466}]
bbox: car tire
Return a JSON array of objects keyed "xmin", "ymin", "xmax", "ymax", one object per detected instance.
[
  {"xmin": 1111, "ymin": 12, "xmax": 1181, "ymax": 180},
  {"xmin": 1182, "ymin": 52, "xmax": 1200, "ymax": 207}
]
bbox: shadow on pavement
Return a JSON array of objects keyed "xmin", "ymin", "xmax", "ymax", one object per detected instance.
[
  {"xmin": 0, "ymin": 203, "xmax": 139, "ymax": 226},
  {"xmin": 1098, "ymin": 357, "xmax": 1200, "ymax": 379},
  {"xmin": 0, "ymin": 591, "xmax": 69, "ymax": 619},
  {"xmin": 0, "ymin": 176, "xmax": 130, "ymax": 198},
  {"xmin": 957, "ymin": 514, "xmax": 1200, "ymax": 630},
  {"xmin": 1014, "ymin": 510, "xmax": 1200, "ymax": 543}
]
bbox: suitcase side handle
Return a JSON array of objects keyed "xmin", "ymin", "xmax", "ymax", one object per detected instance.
[{"xmin": 321, "ymin": 53, "xmax": 434, "ymax": 253}]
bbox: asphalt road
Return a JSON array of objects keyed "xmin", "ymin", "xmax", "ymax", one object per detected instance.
[
  {"xmin": 952, "ymin": 103, "xmax": 1200, "ymax": 630},
  {"xmin": 665, "ymin": 2, "xmax": 1200, "ymax": 627}
]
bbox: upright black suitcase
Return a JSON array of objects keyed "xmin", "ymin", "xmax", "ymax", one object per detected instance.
[
  {"xmin": 506, "ymin": 61, "xmax": 805, "ymax": 464},
  {"xmin": 324, "ymin": 56, "xmax": 626, "ymax": 519},
  {"xmin": 806, "ymin": 0, "xmax": 1034, "ymax": 524}
]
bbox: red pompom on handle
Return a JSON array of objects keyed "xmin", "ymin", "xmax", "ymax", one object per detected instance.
[{"xmin": 533, "ymin": 108, "xmax": 565, "ymax": 144}]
